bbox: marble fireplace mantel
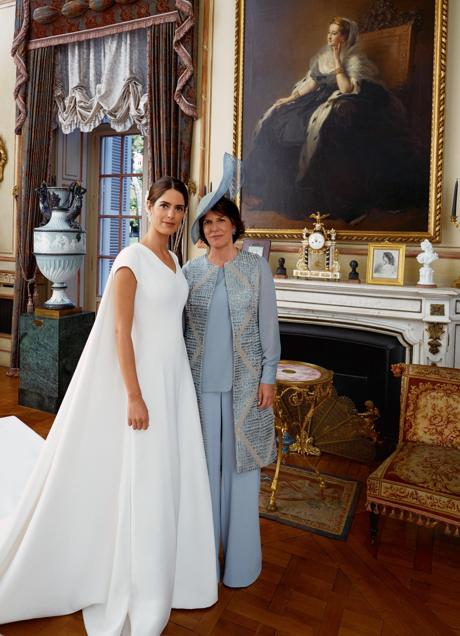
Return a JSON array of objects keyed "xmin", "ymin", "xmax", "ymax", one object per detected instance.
[{"xmin": 275, "ymin": 279, "xmax": 460, "ymax": 368}]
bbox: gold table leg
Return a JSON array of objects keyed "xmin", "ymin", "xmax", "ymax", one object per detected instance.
[{"xmin": 267, "ymin": 427, "xmax": 283, "ymax": 512}]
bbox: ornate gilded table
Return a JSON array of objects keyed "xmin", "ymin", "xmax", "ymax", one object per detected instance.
[
  {"xmin": 267, "ymin": 360, "xmax": 334, "ymax": 512},
  {"xmin": 267, "ymin": 360, "xmax": 379, "ymax": 511}
]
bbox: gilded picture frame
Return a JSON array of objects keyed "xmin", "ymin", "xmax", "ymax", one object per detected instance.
[
  {"xmin": 366, "ymin": 242, "xmax": 406, "ymax": 285},
  {"xmin": 233, "ymin": 0, "xmax": 447, "ymax": 243}
]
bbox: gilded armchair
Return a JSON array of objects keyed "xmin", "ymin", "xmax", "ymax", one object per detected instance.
[{"xmin": 366, "ymin": 363, "xmax": 460, "ymax": 542}]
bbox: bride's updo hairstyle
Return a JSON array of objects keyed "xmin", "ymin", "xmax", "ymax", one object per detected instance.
[
  {"xmin": 331, "ymin": 16, "xmax": 351, "ymax": 41},
  {"xmin": 146, "ymin": 177, "xmax": 189, "ymax": 208}
]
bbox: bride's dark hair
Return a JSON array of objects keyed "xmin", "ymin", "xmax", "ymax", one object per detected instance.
[{"xmin": 147, "ymin": 177, "xmax": 189, "ymax": 208}]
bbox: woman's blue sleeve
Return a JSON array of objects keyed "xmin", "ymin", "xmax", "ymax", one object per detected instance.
[{"xmin": 258, "ymin": 258, "xmax": 281, "ymax": 384}]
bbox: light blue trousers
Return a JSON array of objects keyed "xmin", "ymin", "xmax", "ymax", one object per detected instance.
[{"xmin": 201, "ymin": 391, "xmax": 262, "ymax": 588}]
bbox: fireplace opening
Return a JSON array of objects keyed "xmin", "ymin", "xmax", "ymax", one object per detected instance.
[
  {"xmin": 0, "ymin": 298, "xmax": 13, "ymax": 335},
  {"xmin": 279, "ymin": 321, "xmax": 406, "ymax": 450}
]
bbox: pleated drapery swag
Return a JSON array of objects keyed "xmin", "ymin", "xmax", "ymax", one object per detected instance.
[
  {"xmin": 147, "ymin": 22, "xmax": 195, "ymax": 263},
  {"xmin": 55, "ymin": 30, "xmax": 149, "ymax": 135},
  {"xmin": 9, "ymin": 47, "xmax": 55, "ymax": 375}
]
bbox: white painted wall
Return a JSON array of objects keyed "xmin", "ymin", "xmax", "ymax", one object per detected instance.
[
  {"xmin": 0, "ymin": 1, "xmax": 16, "ymax": 366},
  {"xmin": 0, "ymin": 0, "xmax": 17, "ymax": 265}
]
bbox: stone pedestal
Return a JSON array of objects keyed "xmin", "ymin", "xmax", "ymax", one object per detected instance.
[{"xmin": 19, "ymin": 311, "xmax": 95, "ymax": 413}]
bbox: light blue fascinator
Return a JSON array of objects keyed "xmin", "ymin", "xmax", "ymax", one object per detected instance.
[{"xmin": 190, "ymin": 153, "xmax": 243, "ymax": 244}]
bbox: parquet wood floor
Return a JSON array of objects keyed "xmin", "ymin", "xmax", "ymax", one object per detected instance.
[{"xmin": 1, "ymin": 368, "xmax": 459, "ymax": 636}]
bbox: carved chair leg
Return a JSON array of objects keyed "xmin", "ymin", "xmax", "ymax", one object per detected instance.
[{"xmin": 370, "ymin": 504, "xmax": 379, "ymax": 544}]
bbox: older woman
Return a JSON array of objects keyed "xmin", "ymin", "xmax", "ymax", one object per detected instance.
[{"xmin": 183, "ymin": 154, "xmax": 280, "ymax": 588}]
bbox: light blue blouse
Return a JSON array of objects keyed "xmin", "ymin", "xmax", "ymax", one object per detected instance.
[{"xmin": 201, "ymin": 258, "xmax": 280, "ymax": 393}]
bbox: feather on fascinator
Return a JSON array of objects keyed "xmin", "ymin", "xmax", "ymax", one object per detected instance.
[{"xmin": 190, "ymin": 153, "xmax": 244, "ymax": 244}]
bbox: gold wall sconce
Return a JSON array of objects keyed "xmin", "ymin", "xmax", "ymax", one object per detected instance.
[{"xmin": 0, "ymin": 136, "xmax": 7, "ymax": 182}]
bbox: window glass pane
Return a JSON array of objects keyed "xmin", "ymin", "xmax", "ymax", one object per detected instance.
[
  {"xmin": 98, "ymin": 258, "xmax": 114, "ymax": 296},
  {"xmin": 99, "ymin": 218, "xmax": 120, "ymax": 256},
  {"xmin": 121, "ymin": 218, "xmax": 140, "ymax": 250},
  {"xmin": 122, "ymin": 135, "xmax": 144, "ymax": 174},
  {"xmin": 100, "ymin": 177, "xmax": 121, "ymax": 214},
  {"xmin": 121, "ymin": 176, "xmax": 143, "ymax": 216},
  {"xmin": 101, "ymin": 136, "xmax": 122, "ymax": 175},
  {"xmin": 96, "ymin": 134, "xmax": 145, "ymax": 298}
]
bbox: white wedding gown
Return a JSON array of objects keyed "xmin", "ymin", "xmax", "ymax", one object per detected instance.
[{"xmin": 0, "ymin": 243, "xmax": 218, "ymax": 635}]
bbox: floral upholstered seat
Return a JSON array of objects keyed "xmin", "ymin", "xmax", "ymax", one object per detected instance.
[{"xmin": 366, "ymin": 363, "xmax": 460, "ymax": 539}]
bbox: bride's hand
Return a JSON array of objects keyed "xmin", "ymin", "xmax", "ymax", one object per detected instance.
[{"xmin": 128, "ymin": 395, "xmax": 149, "ymax": 430}]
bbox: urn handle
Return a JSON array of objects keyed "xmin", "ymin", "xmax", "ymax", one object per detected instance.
[
  {"xmin": 66, "ymin": 181, "xmax": 87, "ymax": 230},
  {"xmin": 36, "ymin": 182, "xmax": 51, "ymax": 225}
]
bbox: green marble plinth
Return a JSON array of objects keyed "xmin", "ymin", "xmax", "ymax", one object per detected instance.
[{"xmin": 19, "ymin": 311, "xmax": 95, "ymax": 413}]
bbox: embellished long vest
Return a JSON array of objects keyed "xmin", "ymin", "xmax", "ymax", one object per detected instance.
[{"xmin": 183, "ymin": 250, "xmax": 276, "ymax": 473}]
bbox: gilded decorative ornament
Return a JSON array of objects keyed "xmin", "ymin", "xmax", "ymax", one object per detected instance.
[
  {"xmin": 0, "ymin": 137, "xmax": 7, "ymax": 182},
  {"xmin": 426, "ymin": 323, "xmax": 445, "ymax": 355},
  {"xmin": 187, "ymin": 178, "xmax": 197, "ymax": 195},
  {"xmin": 429, "ymin": 303, "xmax": 445, "ymax": 316}
]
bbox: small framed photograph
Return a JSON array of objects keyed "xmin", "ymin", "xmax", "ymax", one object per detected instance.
[
  {"xmin": 242, "ymin": 238, "xmax": 271, "ymax": 261},
  {"xmin": 366, "ymin": 243, "xmax": 406, "ymax": 285}
]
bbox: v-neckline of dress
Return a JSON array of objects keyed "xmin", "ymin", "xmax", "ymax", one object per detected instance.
[{"xmin": 137, "ymin": 242, "xmax": 177, "ymax": 275}]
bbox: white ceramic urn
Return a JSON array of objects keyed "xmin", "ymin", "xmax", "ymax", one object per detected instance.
[{"xmin": 33, "ymin": 182, "xmax": 86, "ymax": 309}]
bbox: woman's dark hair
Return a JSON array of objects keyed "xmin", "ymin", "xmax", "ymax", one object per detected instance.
[
  {"xmin": 146, "ymin": 176, "xmax": 188, "ymax": 208},
  {"xmin": 198, "ymin": 196, "xmax": 245, "ymax": 245},
  {"xmin": 382, "ymin": 251, "xmax": 395, "ymax": 266}
]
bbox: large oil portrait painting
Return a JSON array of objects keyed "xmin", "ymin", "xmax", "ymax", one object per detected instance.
[{"xmin": 234, "ymin": 0, "xmax": 447, "ymax": 242}]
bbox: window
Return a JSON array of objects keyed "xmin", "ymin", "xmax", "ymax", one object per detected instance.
[{"xmin": 97, "ymin": 134, "xmax": 144, "ymax": 295}]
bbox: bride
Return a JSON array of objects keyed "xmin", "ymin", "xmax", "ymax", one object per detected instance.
[{"xmin": 0, "ymin": 177, "xmax": 217, "ymax": 635}]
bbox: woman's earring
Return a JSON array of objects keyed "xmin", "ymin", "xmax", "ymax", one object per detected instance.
[{"xmin": 232, "ymin": 228, "xmax": 236, "ymax": 236}]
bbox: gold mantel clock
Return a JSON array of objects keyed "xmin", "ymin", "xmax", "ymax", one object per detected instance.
[{"xmin": 293, "ymin": 212, "xmax": 340, "ymax": 280}]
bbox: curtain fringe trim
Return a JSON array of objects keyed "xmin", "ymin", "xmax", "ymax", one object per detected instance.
[
  {"xmin": 28, "ymin": 12, "xmax": 178, "ymax": 49},
  {"xmin": 366, "ymin": 501, "xmax": 460, "ymax": 535}
]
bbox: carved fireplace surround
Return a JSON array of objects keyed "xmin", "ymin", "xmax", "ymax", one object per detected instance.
[{"xmin": 275, "ymin": 279, "xmax": 460, "ymax": 369}]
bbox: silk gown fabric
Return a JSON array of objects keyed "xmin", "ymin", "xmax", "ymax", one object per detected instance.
[{"xmin": 0, "ymin": 243, "xmax": 217, "ymax": 635}]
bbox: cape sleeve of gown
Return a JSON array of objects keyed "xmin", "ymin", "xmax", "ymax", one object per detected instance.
[{"xmin": 0, "ymin": 246, "xmax": 140, "ymax": 623}]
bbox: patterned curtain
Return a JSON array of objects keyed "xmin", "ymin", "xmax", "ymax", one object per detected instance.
[
  {"xmin": 8, "ymin": 47, "xmax": 55, "ymax": 375},
  {"xmin": 147, "ymin": 20, "xmax": 195, "ymax": 263}
]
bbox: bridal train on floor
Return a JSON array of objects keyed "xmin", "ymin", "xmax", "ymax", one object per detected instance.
[{"xmin": 0, "ymin": 243, "xmax": 218, "ymax": 635}]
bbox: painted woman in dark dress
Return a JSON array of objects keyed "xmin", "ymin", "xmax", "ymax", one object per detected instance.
[{"xmin": 245, "ymin": 17, "xmax": 427, "ymax": 223}]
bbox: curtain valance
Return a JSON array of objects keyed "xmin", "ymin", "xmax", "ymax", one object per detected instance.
[{"xmin": 11, "ymin": 0, "xmax": 196, "ymax": 134}]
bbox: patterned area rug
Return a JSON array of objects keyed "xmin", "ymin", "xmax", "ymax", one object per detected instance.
[{"xmin": 260, "ymin": 464, "xmax": 361, "ymax": 540}]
